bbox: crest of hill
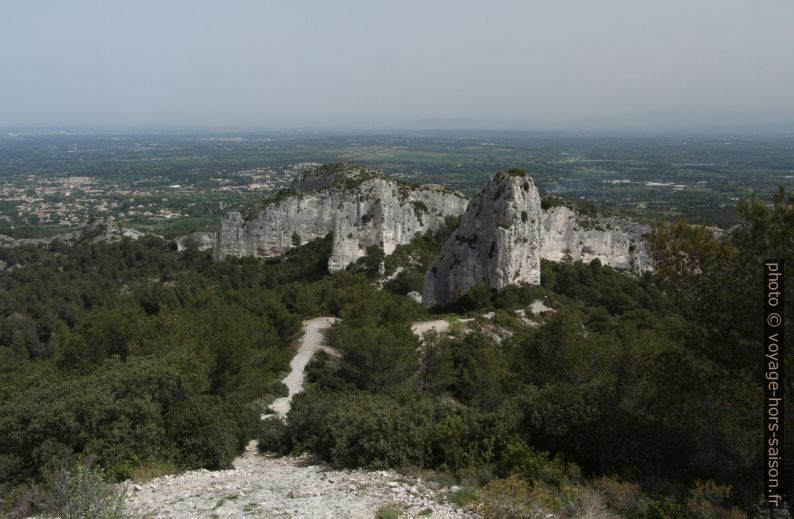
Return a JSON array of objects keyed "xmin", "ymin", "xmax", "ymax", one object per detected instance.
[
  {"xmin": 243, "ymin": 163, "xmax": 457, "ymax": 221},
  {"xmin": 288, "ymin": 163, "xmax": 385, "ymax": 193}
]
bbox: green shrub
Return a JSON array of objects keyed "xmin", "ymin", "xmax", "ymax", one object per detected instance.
[
  {"xmin": 284, "ymin": 390, "xmax": 511, "ymax": 472},
  {"xmin": 648, "ymin": 498, "xmax": 687, "ymax": 519},
  {"xmin": 257, "ymin": 418, "xmax": 289, "ymax": 454},
  {"xmin": 347, "ymin": 245, "xmax": 385, "ymax": 279},
  {"xmin": 498, "ymin": 440, "xmax": 570, "ymax": 488},
  {"xmin": 266, "ymin": 381, "xmax": 289, "ymax": 398},
  {"xmin": 479, "ymin": 476, "xmax": 536, "ymax": 519},
  {"xmin": 457, "ymin": 283, "xmax": 493, "ymax": 311},
  {"xmin": 375, "ymin": 503, "xmax": 403, "ymax": 519},
  {"xmin": 383, "ymin": 269, "xmax": 425, "ymax": 295},
  {"xmin": 0, "ymin": 353, "xmax": 208, "ymax": 491},
  {"xmin": 304, "ymin": 350, "xmax": 353, "ymax": 391},
  {"xmin": 685, "ymin": 480, "xmax": 746, "ymax": 519},
  {"xmin": 11, "ymin": 462, "xmax": 128, "ymax": 519},
  {"xmin": 165, "ymin": 394, "xmax": 256, "ymax": 470},
  {"xmin": 334, "ymin": 324, "xmax": 419, "ymax": 392},
  {"xmin": 447, "ymin": 486, "xmax": 478, "ymax": 507},
  {"xmin": 592, "ymin": 475, "xmax": 651, "ymax": 517}
]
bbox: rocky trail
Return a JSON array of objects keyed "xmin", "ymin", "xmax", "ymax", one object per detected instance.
[
  {"xmin": 126, "ymin": 318, "xmax": 476, "ymax": 518},
  {"xmin": 268, "ymin": 317, "xmax": 337, "ymax": 419}
]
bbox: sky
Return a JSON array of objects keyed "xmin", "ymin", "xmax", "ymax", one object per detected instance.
[{"xmin": 1, "ymin": 0, "xmax": 793, "ymax": 132}]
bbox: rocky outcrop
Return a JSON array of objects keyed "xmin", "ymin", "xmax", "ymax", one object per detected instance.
[
  {"xmin": 423, "ymin": 170, "xmax": 543, "ymax": 308},
  {"xmin": 539, "ymin": 205, "xmax": 650, "ymax": 270},
  {"xmin": 215, "ymin": 164, "xmax": 652, "ymax": 305},
  {"xmin": 0, "ymin": 218, "xmax": 145, "ymax": 248},
  {"xmin": 213, "ymin": 164, "xmax": 468, "ymax": 272},
  {"xmin": 422, "ymin": 171, "xmax": 653, "ymax": 307},
  {"xmin": 174, "ymin": 232, "xmax": 216, "ymax": 252}
]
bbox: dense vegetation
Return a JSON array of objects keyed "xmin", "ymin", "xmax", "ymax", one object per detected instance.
[
  {"xmin": 0, "ymin": 233, "xmax": 388, "ymax": 512},
  {"xmin": 1, "ymin": 186, "xmax": 791, "ymax": 516},
  {"xmin": 260, "ymin": 189, "xmax": 792, "ymax": 517}
]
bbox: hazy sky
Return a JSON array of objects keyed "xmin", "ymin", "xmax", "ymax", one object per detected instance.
[{"xmin": 1, "ymin": 0, "xmax": 793, "ymax": 131}]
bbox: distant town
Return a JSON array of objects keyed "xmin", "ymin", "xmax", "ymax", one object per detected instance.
[{"xmin": 1, "ymin": 131, "xmax": 791, "ymax": 239}]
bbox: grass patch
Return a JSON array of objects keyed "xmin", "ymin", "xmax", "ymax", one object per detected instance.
[
  {"xmin": 375, "ymin": 503, "xmax": 404, "ymax": 519},
  {"xmin": 131, "ymin": 460, "xmax": 179, "ymax": 483},
  {"xmin": 447, "ymin": 486, "xmax": 479, "ymax": 507}
]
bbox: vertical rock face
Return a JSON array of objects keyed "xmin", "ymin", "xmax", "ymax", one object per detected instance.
[
  {"xmin": 213, "ymin": 164, "xmax": 468, "ymax": 272},
  {"xmin": 216, "ymin": 163, "xmax": 652, "ymax": 305},
  {"xmin": 539, "ymin": 205, "xmax": 651, "ymax": 270},
  {"xmin": 422, "ymin": 170, "xmax": 543, "ymax": 308}
]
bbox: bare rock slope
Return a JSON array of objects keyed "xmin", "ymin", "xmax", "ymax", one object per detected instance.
[
  {"xmin": 423, "ymin": 170, "xmax": 543, "ymax": 307},
  {"xmin": 213, "ymin": 164, "xmax": 468, "ymax": 273}
]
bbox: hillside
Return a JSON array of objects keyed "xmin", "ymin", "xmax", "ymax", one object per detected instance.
[{"xmin": 0, "ymin": 173, "xmax": 791, "ymax": 518}]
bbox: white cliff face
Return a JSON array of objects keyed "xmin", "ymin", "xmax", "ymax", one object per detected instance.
[
  {"xmin": 213, "ymin": 164, "xmax": 468, "ymax": 272},
  {"xmin": 216, "ymin": 164, "xmax": 652, "ymax": 303},
  {"xmin": 423, "ymin": 171, "xmax": 543, "ymax": 308},
  {"xmin": 539, "ymin": 205, "xmax": 651, "ymax": 270}
]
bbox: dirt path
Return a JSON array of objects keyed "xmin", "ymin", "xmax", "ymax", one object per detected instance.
[
  {"xmin": 411, "ymin": 319, "xmax": 450, "ymax": 336},
  {"xmin": 268, "ymin": 316, "xmax": 337, "ymax": 419},
  {"xmin": 126, "ymin": 316, "xmax": 476, "ymax": 518}
]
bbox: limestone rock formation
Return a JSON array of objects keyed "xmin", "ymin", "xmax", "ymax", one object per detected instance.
[
  {"xmin": 174, "ymin": 232, "xmax": 216, "ymax": 252},
  {"xmin": 539, "ymin": 204, "xmax": 651, "ymax": 270},
  {"xmin": 422, "ymin": 172, "xmax": 653, "ymax": 307},
  {"xmin": 423, "ymin": 170, "xmax": 543, "ymax": 308},
  {"xmin": 213, "ymin": 164, "xmax": 468, "ymax": 272},
  {"xmin": 406, "ymin": 291, "xmax": 423, "ymax": 304}
]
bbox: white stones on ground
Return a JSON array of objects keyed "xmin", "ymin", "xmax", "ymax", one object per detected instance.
[
  {"xmin": 126, "ymin": 447, "xmax": 478, "ymax": 518},
  {"xmin": 411, "ymin": 320, "xmax": 451, "ymax": 337},
  {"xmin": 530, "ymin": 299, "xmax": 555, "ymax": 314}
]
